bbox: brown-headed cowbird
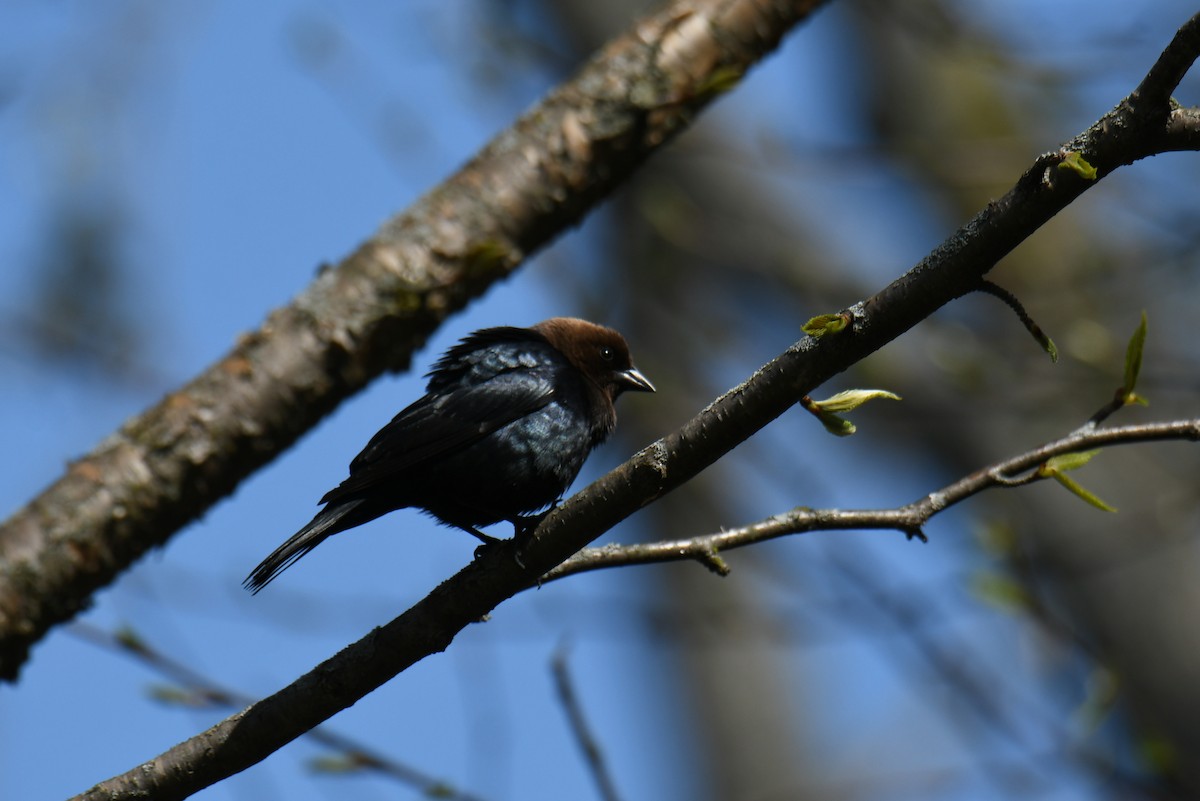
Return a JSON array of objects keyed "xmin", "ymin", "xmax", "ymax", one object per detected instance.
[{"xmin": 244, "ymin": 317, "xmax": 653, "ymax": 593}]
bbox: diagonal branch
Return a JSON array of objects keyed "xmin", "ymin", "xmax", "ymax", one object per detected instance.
[
  {"xmin": 0, "ymin": 0, "xmax": 830, "ymax": 683},
  {"xmin": 541, "ymin": 419, "xmax": 1200, "ymax": 580},
  {"xmin": 1131, "ymin": 11, "xmax": 1200, "ymax": 113},
  {"xmin": 71, "ymin": 10, "xmax": 1200, "ymax": 801}
]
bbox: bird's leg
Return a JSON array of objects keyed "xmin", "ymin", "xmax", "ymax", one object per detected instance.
[
  {"xmin": 471, "ymin": 529, "xmax": 527, "ymax": 570},
  {"xmin": 461, "ymin": 524, "xmax": 502, "ymax": 545},
  {"xmin": 469, "ymin": 507, "xmax": 557, "ymax": 566},
  {"xmin": 465, "ymin": 522, "xmax": 506, "ymax": 563},
  {"xmin": 503, "ymin": 504, "xmax": 558, "ymax": 570},
  {"xmin": 512, "ymin": 504, "xmax": 556, "ymax": 542}
]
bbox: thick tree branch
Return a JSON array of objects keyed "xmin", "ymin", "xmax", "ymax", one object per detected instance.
[
  {"xmin": 0, "ymin": 0, "xmax": 829, "ymax": 682},
  {"xmin": 72, "ymin": 12, "xmax": 1200, "ymax": 801},
  {"xmin": 542, "ymin": 419, "xmax": 1200, "ymax": 580}
]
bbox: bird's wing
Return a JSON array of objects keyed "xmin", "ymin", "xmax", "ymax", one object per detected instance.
[{"xmin": 318, "ymin": 374, "xmax": 555, "ymax": 505}]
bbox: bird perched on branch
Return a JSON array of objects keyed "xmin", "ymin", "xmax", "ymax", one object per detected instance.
[{"xmin": 244, "ymin": 317, "xmax": 654, "ymax": 593}]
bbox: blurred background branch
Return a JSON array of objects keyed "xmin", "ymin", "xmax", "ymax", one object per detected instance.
[{"xmin": 68, "ymin": 622, "xmax": 492, "ymax": 801}]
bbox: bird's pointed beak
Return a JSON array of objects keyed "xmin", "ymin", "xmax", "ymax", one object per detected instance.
[{"xmin": 617, "ymin": 366, "xmax": 655, "ymax": 393}]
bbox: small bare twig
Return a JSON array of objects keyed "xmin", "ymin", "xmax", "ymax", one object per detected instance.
[
  {"xmin": 552, "ymin": 645, "xmax": 625, "ymax": 801},
  {"xmin": 975, "ymin": 280, "xmax": 1058, "ymax": 362},
  {"xmin": 542, "ymin": 419, "xmax": 1200, "ymax": 582}
]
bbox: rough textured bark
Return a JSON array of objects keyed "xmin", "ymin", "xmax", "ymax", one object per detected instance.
[{"xmin": 0, "ymin": 0, "xmax": 831, "ymax": 682}]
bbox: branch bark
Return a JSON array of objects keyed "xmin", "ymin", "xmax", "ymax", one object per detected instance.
[
  {"xmin": 72, "ymin": 11, "xmax": 1200, "ymax": 800},
  {"xmin": 0, "ymin": 0, "xmax": 830, "ymax": 682}
]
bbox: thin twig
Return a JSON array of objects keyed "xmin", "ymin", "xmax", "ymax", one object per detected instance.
[
  {"xmin": 975, "ymin": 280, "xmax": 1058, "ymax": 362},
  {"xmin": 542, "ymin": 419, "xmax": 1200, "ymax": 582},
  {"xmin": 552, "ymin": 645, "xmax": 625, "ymax": 801}
]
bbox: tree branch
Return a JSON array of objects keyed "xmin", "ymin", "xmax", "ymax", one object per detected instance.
[
  {"xmin": 0, "ymin": 0, "xmax": 830, "ymax": 682},
  {"xmin": 71, "ymin": 10, "xmax": 1200, "ymax": 801},
  {"xmin": 542, "ymin": 419, "xmax": 1200, "ymax": 580}
]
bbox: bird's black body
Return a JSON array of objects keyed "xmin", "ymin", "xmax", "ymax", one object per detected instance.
[{"xmin": 244, "ymin": 318, "xmax": 653, "ymax": 592}]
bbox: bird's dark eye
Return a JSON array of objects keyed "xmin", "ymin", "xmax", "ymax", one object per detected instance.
[{"xmin": 599, "ymin": 346, "xmax": 615, "ymax": 362}]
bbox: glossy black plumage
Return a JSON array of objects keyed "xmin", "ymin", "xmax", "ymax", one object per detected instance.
[{"xmin": 244, "ymin": 317, "xmax": 653, "ymax": 593}]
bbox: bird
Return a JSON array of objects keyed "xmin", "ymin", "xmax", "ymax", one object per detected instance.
[{"xmin": 244, "ymin": 317, "xmax": 654, "ymax": 593}]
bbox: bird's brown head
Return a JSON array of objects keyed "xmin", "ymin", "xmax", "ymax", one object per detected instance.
[{"xmin": 534, "ymin": 317, "xmax": 655, "ymax": 403}]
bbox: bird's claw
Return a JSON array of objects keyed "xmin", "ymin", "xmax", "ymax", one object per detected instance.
[
  {"xmin": 472, "ymin": 538, "xmax": 527, "ymax": 570},
  {"xmin": 512, "ymin": 506, "xmax": 555, "ymax": 540}
]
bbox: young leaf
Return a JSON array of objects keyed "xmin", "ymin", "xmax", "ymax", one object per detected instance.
[
  {"xmin": 818, "ymin": 413, "xmax": 857, "ymax": 437},
  {"xmin": 806, "ymin": 389, "xmax": 901, "ymax": 437},
  {"xmin": 1051, "ymin": 473, "xmax": 1117, "ymax": 513},
  {"xmin": 1041, "ymin": 449, "xmax": 1102, "ymax": 474},
  {"xmin": 802, "ymin": 313, "xmax": 848, "ymax": 337},
  {"xmin": 1123, "ymin": 311, "xmax": 1147, "ymax": 402},
  {"xmin": 1036, "ymin": 451, "xmax": 1116, "ymax": 512},
  {"xmin": 1058, "ymin": 151, "xmax": 1098, "ymax": 180},
  {"xmin": 1041, "ymin": 333, "xmax": 1060, "ymax": 363},
  {"xmin": 812, "ymin": 389, "xmax": 902, "ymax": 413},
  {"xmin": 802, "ymin": 389, "xmax": 899, "ymax": 436}
]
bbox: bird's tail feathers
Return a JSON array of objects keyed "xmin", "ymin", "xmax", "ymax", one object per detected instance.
[{"xmin": 243, "ymin": 499, "xmax": 367, "ymax": 594}]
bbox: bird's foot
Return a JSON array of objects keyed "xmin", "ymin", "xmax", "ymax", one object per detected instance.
[
  {"xmin": 467, "ymin": 524, "xmax": 508, "ymax": 563},
  {"xmin": 512, "ymin": 507, "xmax": 554, "ymax": 542},
  {"xmin": 508, "ymin": 505, "xmax": 561, "ymax": 569},
  {"xmin": 472, "ymin": 537, "xmax": 527, "ymax": 570}
]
